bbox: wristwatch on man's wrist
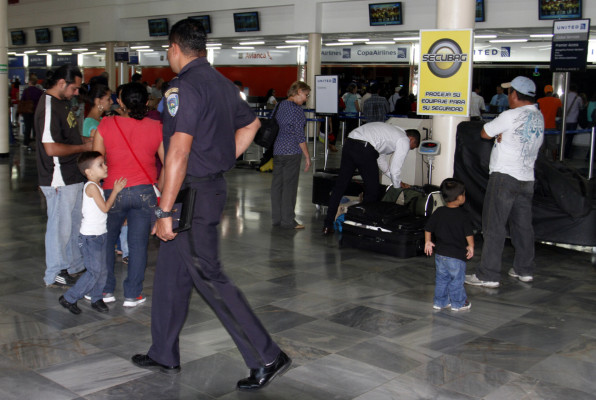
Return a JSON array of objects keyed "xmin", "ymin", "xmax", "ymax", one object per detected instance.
[{"xmin": 154, "ymin": 207, "xmax": 173, "ymax": 219}]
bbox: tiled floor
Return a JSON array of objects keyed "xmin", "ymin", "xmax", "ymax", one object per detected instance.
[{"xmin": 1, "ymin": 139, "xmax": 595, "ymax": 399}]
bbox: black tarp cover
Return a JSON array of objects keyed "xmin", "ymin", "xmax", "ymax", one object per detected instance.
[{"xmin": 453, "ymin": 121, "xmax": 596, "ymax": 247}]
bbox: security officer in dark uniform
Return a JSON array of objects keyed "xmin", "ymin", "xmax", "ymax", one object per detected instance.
[{"xmin": 131, "ymin": 18, "xmax": 291, "ymax": 391}]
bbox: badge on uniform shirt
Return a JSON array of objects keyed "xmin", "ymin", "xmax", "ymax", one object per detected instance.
[{"xmin": 165, "ymin": 87, "xmax": 179, "ymax": 117}]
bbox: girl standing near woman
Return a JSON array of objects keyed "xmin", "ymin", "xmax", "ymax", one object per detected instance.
[
  {"xmin": 82, "ymin": 84, "xmax": 112, "ymax": 138},
  {"xmin": 271, "ymin": 81, "xmax": 311, "ymax": 229},
  {"xmin": 93, "ymin": 82, "xmax": 164, "ymax": 307}
]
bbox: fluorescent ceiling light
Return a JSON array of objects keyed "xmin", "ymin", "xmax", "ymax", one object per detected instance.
[
  {"xmin": 58, "ymin": 52, "xmax": 72, "ymax": 55},
  {"xmin": 232, "ymin": 46, "xmax": 254, "ymax": 50},
  {"xmin": 530, "ymin": 34, "xmax": 553, "ymax": 38},
  {"xmin": 475, "ymin": 35, "xmax": 497, "ymax": 39},
  {"xmin": 339, "ymin": 38, "xmax": 369, "ymax": 42},
  {"xmin": 130, "ymin": 45, "xmax": 150, "ymax": 49},
  {"xmin": 206, "ymin": 47, "xmax": 221, "ymax": 50},
  {"xmin": 285, "ymin": 39, "xmax": 308, "ymax": 44},
  {"xmin": 72, "ymin": 48, "xmax": 88, "ymax": 52},
  {"xmin": 37, "ymin": 53, "xmax": 50, "ymax": 56},
  {"xmin": 239, "ymin": 41, "xmax": 265, "ymax": 45},
  {"xmin": 7, "ymin": 52, "xmax": 16, "ymax": 55},
  {"xmin": 15, "ymin": 53, "xmax": 26, "ymax": 56},
  {"xmin": 489, "ymin": 39, "xmax": 528, "ymax": 43},
  {"xmin": 207, "ymin": 43, "xmax": 222, "ymax": 47},
  {"xmin": 393, "ymin": 37, "xmax": 419, "ymax": 41},
  {"xmin": 100, "ymin": 47, "xmax": 106, "ymax": 51},
  {"xmin": 325, "ymin": 42, "xmax": 351, "ymax": 46},
  {"xmin": 276, "ymin": 45, "xmax": 299, "ymax": 49},
  {"xmin": 161, "ymin": 45, "xmax": 169, "ymax": 48},
  {"xmin": 136, "ymin": 49, "xmax": 153, "ymax": 52},
  {"xmin": 82, "ymin": 52, "xmax": 97, "ymax": 55},
  {"xmin": 47, "ymin": 48, "xmax": 62, "ymax": 52},
  {"xmin": 366, "ymin": 41, "xmax": 395, "ymax": 45},
  {"xmin": 24, "ymin": 50, "xmax": 38, "ymax": 54}
]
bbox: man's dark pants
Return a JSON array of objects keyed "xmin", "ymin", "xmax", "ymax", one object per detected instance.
[
  {"xmin": 478, "ymin": 172, "xmax": 535, "ymax": 282},
  {"xmin": 324, "ymin": 138, "xmax": 381, "ymax": 228},
  {"xmin": 148, "ymin": 176, "xmax": 280, "ymax": 369}
]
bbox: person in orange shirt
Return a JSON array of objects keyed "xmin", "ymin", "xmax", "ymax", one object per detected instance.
[{"xmin": 537, "ymin": 85, "xmax": 562, "ymax": 161}]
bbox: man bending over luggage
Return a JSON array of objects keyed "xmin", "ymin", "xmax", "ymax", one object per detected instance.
[{"xmin": 322, "ymin": 122, "xmax": 420, "ymax": 235}]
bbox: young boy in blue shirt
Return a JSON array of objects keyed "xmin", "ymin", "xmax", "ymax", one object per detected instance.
[
  {"xmin": 424, "ymin": 178, "xmax": 474, "ymax": 311},
  {"xmin": 59, "ymin": 151, "xmax": 126, "ymax": 314}
]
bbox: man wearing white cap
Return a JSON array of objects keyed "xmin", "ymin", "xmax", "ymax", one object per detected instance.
[{"xmin": 466, "ymin": 76, "xmax": 544, "ymax": 288}]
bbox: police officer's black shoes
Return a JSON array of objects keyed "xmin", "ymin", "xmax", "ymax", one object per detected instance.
[
  {"xmin": 236, "ymin": 351, "xmax": 292, "ymax": 391},
  {"xmin": 131, "ymin": 354, "xmax": 181, "ymax": 375}
]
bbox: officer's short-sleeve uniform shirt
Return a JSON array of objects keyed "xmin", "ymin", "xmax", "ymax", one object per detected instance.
[
  {"xmin": 35, "ymin": 93, "xmax": 85, "ymax": 187},
  {"xmin": 162, "ymin": 57, "xmax": 256, "ymax": 177}
]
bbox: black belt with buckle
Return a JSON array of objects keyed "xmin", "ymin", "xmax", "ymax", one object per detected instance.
[{"xmin": 348, "ymin": 137, "xmax": 369, "ymax": 146}]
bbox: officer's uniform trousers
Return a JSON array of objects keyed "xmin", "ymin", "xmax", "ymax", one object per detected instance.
[{"xmin": 148, "ymin": 175, "xmax": 281, "ymax": 369}]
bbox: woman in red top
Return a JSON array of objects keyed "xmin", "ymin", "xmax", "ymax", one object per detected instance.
[{"xmin": 93, "ymin": 82, "xmax": 164, "ymax": 307}]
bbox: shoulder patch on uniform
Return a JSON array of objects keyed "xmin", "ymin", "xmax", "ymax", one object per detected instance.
[{"xmin": 166, "ymin": 87, "xmax": 179, "ymax": 117}]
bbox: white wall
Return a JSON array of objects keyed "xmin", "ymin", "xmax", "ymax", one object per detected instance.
[{"xmin": 7, "ymin": 0, "xmax": 596, "ymax": 47}]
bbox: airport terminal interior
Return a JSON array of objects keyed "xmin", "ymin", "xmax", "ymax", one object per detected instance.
[
  {"xmin": 2, "ymin": 0, "xmax": 596, "ymax": 399},
  {"xmin": 1, "ymin": 139, "xmax": 595, "ymax": 399}
]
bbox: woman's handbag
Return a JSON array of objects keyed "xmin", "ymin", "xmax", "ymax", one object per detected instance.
[{"xmin": 254, "ymin": 104, "xmax": 280, "ymax": 149}]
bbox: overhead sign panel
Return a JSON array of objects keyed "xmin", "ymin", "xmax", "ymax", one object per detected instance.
[
  {"xmin": 550, "ymin": 19, "xmax": 590, "ymax": 72},
  {"xmin": 417, "ymin": 29, "xmax": 473, "ymax": 117}
]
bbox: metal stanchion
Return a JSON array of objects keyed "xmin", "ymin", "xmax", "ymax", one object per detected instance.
[
  {"xmin": 324, "ymin": 115, "xmax": 330, "ymax": 170},
  {"xmin": 340, "ymin": 119, "xmax": 346, "ymax": 146},
  {"xmin": 589, "ymin": 126, "xmax": 595, "ymax": 180}
]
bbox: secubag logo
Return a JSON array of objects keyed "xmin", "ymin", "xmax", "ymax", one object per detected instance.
[{"xmin": 422, "ymin": 39, "xmax": 468, "ymax": 78}]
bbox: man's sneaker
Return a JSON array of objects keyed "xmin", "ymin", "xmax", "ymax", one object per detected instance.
[
  {"xmin": 54, "ymin": 270, "xmax": 76, "ymax": 286},
  {"xmin": 84, "ymin": 293, "xmax": 116, "ymax": 303},
  {"xmin": 103, "ymin": 293, "xmax": 116, "ymax": 303},
  {"xmin": 451, "ymin": 300, "xmax": 472, "ymax": 311},
  {"xmin": 508, "ymin": 268, "xmax": 534, "ymax": 282},
  {"xmin": 123, "ymin": 295, "xmax": 146, "ymax": 307},
  {"xmin": 465, "ymin": 274, "xmax": 500, "ymax": 288},
  {"xmin": 433, "ymin": 303, "xmax": 451, "ymax": 310}
]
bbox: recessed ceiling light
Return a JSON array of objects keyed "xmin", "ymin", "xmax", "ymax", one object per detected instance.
[
  {"xmin": 475, "ymin": 35, "xmax": 497, "ymax": 39},
  {"xmin": 24, "ymin": 50, "xmax": 38, "ymax": 54},
  {"xmin": 285, "ymin": 39, "xmax": 308, "ymax": 44},
  {"xmin": 338, "ymin": 38, "xmax": 369, "ymax": 42},
  {"xmin": 489, "ymin": 39, "xmax": 528, "ymax": 43},
  {"xmin": 239, "ymin": 41, "xmax": 265, "ymax": 45},
  {"xmin": 530, "ymin": 34, "xmax": 554, "ymax": 38},
  {"xmin": 58, "ymin": 52, "xmax": 72, "ymax": 55},
  {"xmin": 365, "ymin": 41, "xmax": 395, "ymax": 45},
  {"xmin": 207, "ymin": 43, "xmax": 222, "ymax": 47},
  {"xmin": 232, "ymin": 46, "xmax": 254, "ymax": 50},
  {"xmin": 325, "ymin": 42, "xmax": 352, "ymax": 46},
  {"xmin": 47, "ymin": 49, "xmax": 62, "ymax": 52},
  {"xmin": 136, "ymin": 49, "xmax": 153, "ymax": 52},
  {"xmin": 393, "ymin": 37, "xmax": 419, "ymax": 41},
  {"xmin": 276, "ymin": 45, "xmax": 300, "ymax": 49},
  {"xmin": 82, "ymin": 52, "xmax": 97, "ymax": 55},
  {"xmin": 72, "ymin": 48, "xmax": 88, "ymax": 52}
]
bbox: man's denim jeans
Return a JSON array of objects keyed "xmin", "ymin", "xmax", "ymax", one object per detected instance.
[
  {"xmin": 434, "ymin": 254, "xmax": 467, "ymax": 308},
  {"xmin": 40, "ymin": 183, "xmax": 85, "ymax": 285},
  {"xmin": 478, "ymin": 172, "xmax": 535, "ymax": 282},
  {"xmin": 64, "ymin": 233, "xmax": 107, "ymax": 303},
  {"xmin": 104, "ymin": 185, "xmax": 156, "ymax": 298}
]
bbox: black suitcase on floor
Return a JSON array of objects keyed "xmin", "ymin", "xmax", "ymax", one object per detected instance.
[
  {"xmin": 312, "ymin": 168, "xmax": 364, "ymax": 206},
  {"xmin": 340, "ymin": 202, "xmax": 426, "ymax": 258}
]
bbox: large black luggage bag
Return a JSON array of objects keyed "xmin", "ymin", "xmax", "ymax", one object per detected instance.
[
  {"xmin": 340, "ymin": 202, "xmax": 426, "ymax": 258},
  {"xmin": 312, "ymin": 168, "xmax": 364, "ymax": 207}
]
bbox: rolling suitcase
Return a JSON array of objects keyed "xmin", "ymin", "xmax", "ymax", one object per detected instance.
[
  {"xmin": 312, "ymin": 168, "xmax": 364, "ymax": 207},
  {"xmin": 340, "ymin": 208, "xmax": 426, "ymax": 258}
]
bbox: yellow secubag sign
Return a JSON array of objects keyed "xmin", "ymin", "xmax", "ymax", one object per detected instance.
[{"xmin": 418, "ymin": 30, "xmax": 473, "ymax": 116}]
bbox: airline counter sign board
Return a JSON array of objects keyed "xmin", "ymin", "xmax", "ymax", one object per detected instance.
[
  {"xmin": 418, "ymin": 30, "xmax": 473, "ymax": 117},
  {"xmin": 550, "ymin": 19, "xmax": 590, "ymax": 72}
]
